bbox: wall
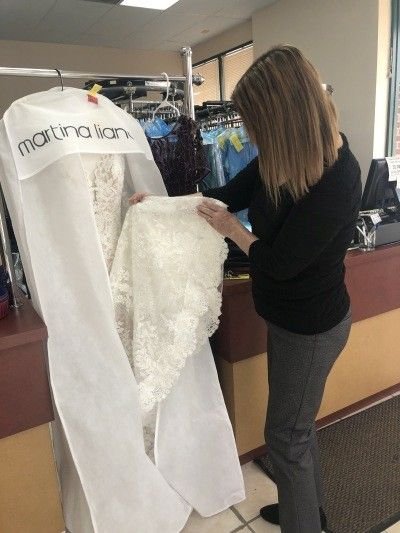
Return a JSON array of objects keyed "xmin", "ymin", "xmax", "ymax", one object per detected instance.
[
  {"xmin": 0, "ymin": 40, "xmax": 182, "ymax": 115},
  {"xmin": 252, "ymin": 0, "xmax": 390, "ymax": 182},
  {"xmin": 373, "ymin": 0, "xmax": 391, "ymax": 158},
  {"xmin": 192, "ymin": 20, "xmax": 252, "ymax": 64}
]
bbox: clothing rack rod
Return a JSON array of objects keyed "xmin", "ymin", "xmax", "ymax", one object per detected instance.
[
  {"xmin": 181, "ymin": 47, "xmax": 195, "ymax": 120},
  {"xmin": 0, "ymin": 47, "xmax": 198, "ymax": 301},
  {"xmin": 0, "ymin": 66, "xmax": 197, "ymax": 83}
]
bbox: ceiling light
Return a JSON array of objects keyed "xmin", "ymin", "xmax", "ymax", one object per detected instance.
[{"xmin": 120, "ymin": 0, "xmax": 179, "ymax": 9}]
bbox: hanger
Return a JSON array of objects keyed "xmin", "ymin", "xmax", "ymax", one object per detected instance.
[
  {"xmin": 55, "ymin": 68, "xmax": 64, "ymax": 91},
  {"xmin": 151, "ymin": 72, "xmax": 180, "ymax": 121}
]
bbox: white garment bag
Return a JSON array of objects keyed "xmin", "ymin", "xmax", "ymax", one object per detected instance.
[{"xmin": 0, "ymin": 88, "xmax": 244, "ymax": 533}]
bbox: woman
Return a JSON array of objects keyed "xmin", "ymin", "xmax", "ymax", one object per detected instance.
[{"xmin": 131, "ymin": 45, "xmax": 362, "ymax": 533}]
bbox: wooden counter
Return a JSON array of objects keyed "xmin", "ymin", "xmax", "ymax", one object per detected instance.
[
  {"xmin": 0, "ymin": 301, "xmax": 64, "ymax": 533},
  {"xmin": 213, "ymin": 244, "xmax": 400, "ymax": 462},
  {"xmin": 0, "ymin": 301, "xmax": 53, "ymax": 438}
]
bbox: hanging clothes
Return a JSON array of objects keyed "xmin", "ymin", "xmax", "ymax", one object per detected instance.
[
  {"xmin": 146, "ymin": 115, "xmax": 209, "ymax": 196},
  {"xmin": 199, "ymin": 125, "xmax": 258, "ymax": 230},
  {"xmin": 0, "ymin": 88, "xmax": 244, "ymax": 533},
  {"xmin": 217, "ymin": 126, "xmax": 258, "ymax": 182},
  {"xmin": 199, "ymin": 130, "xmax": 226, "ymax": 191}
]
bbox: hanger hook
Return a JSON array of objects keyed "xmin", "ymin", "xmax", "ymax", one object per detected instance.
[
  {"xmin": 161, "ymin": 72, "xmax": 169, "ymax": 101},
  {"xmin": 54, "ymin": 68, "xmax": 64, "ymax": 91},
  {"xmin": 55, "ymin": 68, "xmax": 64, "ymax": 91}
]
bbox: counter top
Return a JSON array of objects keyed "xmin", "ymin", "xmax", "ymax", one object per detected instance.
[
  {"xmin": 216, "ymin": 243, "xmax": 400, "ymax": 362},
  {"xmin": 0, "ymin": 299, "xmax": 47, "ymax": 351}
]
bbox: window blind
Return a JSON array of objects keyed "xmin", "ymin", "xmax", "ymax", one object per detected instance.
[
  {"xmin": 222, "ymin": 45, "xmax": 254, "ymax": 99},
  {"xmin": 193, "ymin": 59, "xmax": 221, "ymax": 105}
]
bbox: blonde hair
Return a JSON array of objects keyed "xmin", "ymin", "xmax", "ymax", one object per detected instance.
[{"xmin": 232, "ymin": 45, "xmax": 340, "ymax": 204}]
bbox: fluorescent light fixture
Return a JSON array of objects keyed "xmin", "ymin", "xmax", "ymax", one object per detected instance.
[{"xmin": 120, "ymin": 0, "xmax": 179, "ymax": 9}]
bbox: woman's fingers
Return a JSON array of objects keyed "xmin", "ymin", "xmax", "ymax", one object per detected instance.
[
  {"xmin": 200, "ymin": 200, "xmax": 222, "ymax": 212},
  {"xmin": 197, "ymin": 210, "xmax": 211, "ymax": 221},
  {"xmin": 129, "ymin": 192, "xmax": 150, "ymax": 204},
  {"xmin": 197, "ymin": 200, "xmax": 224, "ymax": 218},
  {"xmin": 197, "ymin": 205, "xmax": 215, "ymax": 217}
]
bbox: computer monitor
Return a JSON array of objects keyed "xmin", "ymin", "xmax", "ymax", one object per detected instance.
[{"xmin": 361, "ymin": 158, "xmax": 400, "ymax": 211}]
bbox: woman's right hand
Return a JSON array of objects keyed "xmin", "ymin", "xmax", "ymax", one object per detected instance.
[{"xmin": 129, "ymin": 192, "xmax": 151, "ymax": 205}]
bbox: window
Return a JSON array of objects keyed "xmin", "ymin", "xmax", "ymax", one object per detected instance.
[
  {"xmin": 193, "ymin": 43, "xmax": 254, "ymax": 106},
  {"xmin": 388, "ymin": 0, "xmax": 400, "ymax": 155},
  {"xmin": 193, "ymin": 59, "xmax": 221, "ymax": 105},
  {"xmin": 222, "ymin": 45, "xmax": 254, "ymax": 99}
]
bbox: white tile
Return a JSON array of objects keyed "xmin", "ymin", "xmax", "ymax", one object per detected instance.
[
  {"xmin": 387, "ymin": 521, "xmax": 400, "ymax": 532},
  {"xmin": 215, "ymin": 0, "xmax": 276, "ymax": 20},
  {"xmin": 166, "ymin": 0, "xmax": 225, "ymax": 16},
  {"xmin": 140, "ymin": 12, "xmax": 204, "ymax": 41},
  {"xmin": 87, "ymin": 5, "xmax": 158, "ymax": 38},
  {"xmin": 0, "ymin": 0, "xmax": 55, "ymax": 27},
  {"xmin": 35, "ymin": 0, "xmax": 113, "ymax": 35},
  {"xmin": 182, "ymin": 509, "xmax": 244, "ymax": 533},
  {"xmin": 233, "ymin": 462, "xmax": 278, "ymax": 522},
  {"xmin": 152, "ymin": 40, "xmax": 183, "ymax": 51},
  {"xmin": 170, "ymin": 15, "xmax": 244, "ymax": 47},
  {"xmin": 247, "ymin": 517, "xmax": 280, "ymax": 532},
  {"xmin": 0, "ymin": 0, "xmax": 56, "ymax": 40},
  {"xmin": 127, "ymin": 31, "xmax": 165, "ymax": 50}
]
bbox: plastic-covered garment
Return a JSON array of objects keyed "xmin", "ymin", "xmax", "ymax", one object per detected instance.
[
  {"xmin": 199, "ymin": 127, "xmax": 257, "ymax": 230},
  {"xmin": 0, "ymin": 87, "xmax": 244, "ymax": 532},
  {"xmin": 218, "ymin": 127, "xmax": 258, "ymax": 182},
  {"xmin": 218, "ymin": 127, "xmax": 258, "ymax": 229},
  {"xmin": 199, "ymin": 131, "xmax": 226, "ymax": 191}
]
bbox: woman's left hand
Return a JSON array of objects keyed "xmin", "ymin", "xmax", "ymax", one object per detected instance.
[{"xmin": 197, "ymin": 200, "xmax": 242, "ymax": 239}]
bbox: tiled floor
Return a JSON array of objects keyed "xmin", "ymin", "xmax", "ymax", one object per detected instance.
[{"xmin": 183, "ymin": 392, "xmax": 400, "ymax": 533}]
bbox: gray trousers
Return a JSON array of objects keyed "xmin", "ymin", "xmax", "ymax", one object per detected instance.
[{"xmin": 265, "ymin": 311, "xmax": 352, "ymax": 533}]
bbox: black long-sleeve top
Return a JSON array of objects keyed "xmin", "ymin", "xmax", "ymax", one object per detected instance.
[{"xmin": 203, "ymin": 134, "xmax": 362, "ymax": 334}]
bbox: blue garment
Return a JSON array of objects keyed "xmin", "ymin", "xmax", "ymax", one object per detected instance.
[
  {"xmin": 142, "ymin": 117, "xmax": 173, "ymax": 138},
  {"xmin": 217, "ymin": 127, "xmax": 258, "ymax": 229},
  {"xmin": 199, "ymin": 131, "xmax": 226, "ymax": 191},
  {"xmin": 222, "ymin": 139, "xmax": 258, "ymax": 180}
]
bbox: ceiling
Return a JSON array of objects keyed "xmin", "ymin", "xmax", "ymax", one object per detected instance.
[{"xmin": 0, "ymin": 0, "xmax": 276, "ymax": 51}]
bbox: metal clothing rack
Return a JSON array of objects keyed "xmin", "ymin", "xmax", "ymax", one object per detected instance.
[
  {"xmin": 0, "ymin": 46, "xmax": 201, "ymax": 308},
  {"xmin": 195, "ymin": 101, "xmax": 243, "ymax": 131}
]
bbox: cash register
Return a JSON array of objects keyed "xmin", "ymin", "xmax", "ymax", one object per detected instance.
[{"xmin": 356, "ymin": 158, "xmax": 400, "ymax": 248}]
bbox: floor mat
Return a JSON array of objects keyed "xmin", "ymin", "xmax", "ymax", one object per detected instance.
[{"xmin": 254, "ymin": 395, "xmax": 400, "ymax": 533}]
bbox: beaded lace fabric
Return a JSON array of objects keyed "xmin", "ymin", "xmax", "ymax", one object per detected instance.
[
  {"xmin": 85, "ymin": 153, "xmax": 127, "ymax": 272},
  {"xmin": 110, "ymin": 195, "xmax": 228, "ymax": 413},
  {"xmin": 147, "ymin": 116, "xmax": 209, "ymax": 197}
]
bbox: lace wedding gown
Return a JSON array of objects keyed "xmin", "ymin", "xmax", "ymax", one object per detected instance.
[
  {"xmin": 85, "ymin": 153, "xmax": 229, "ymax": 454},
  {"xmin": 110, "ymin": 194, "xmax": 228, "ymax": 453}
]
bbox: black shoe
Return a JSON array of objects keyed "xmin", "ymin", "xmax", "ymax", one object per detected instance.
[{"xmin": 260, "ymin": 503, "xmax": 328, "ymax": 530}]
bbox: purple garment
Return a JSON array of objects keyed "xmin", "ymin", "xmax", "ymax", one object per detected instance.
[{"xmin": 146, "ymin": 116, "xmax": 209, "ymax": 197}]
